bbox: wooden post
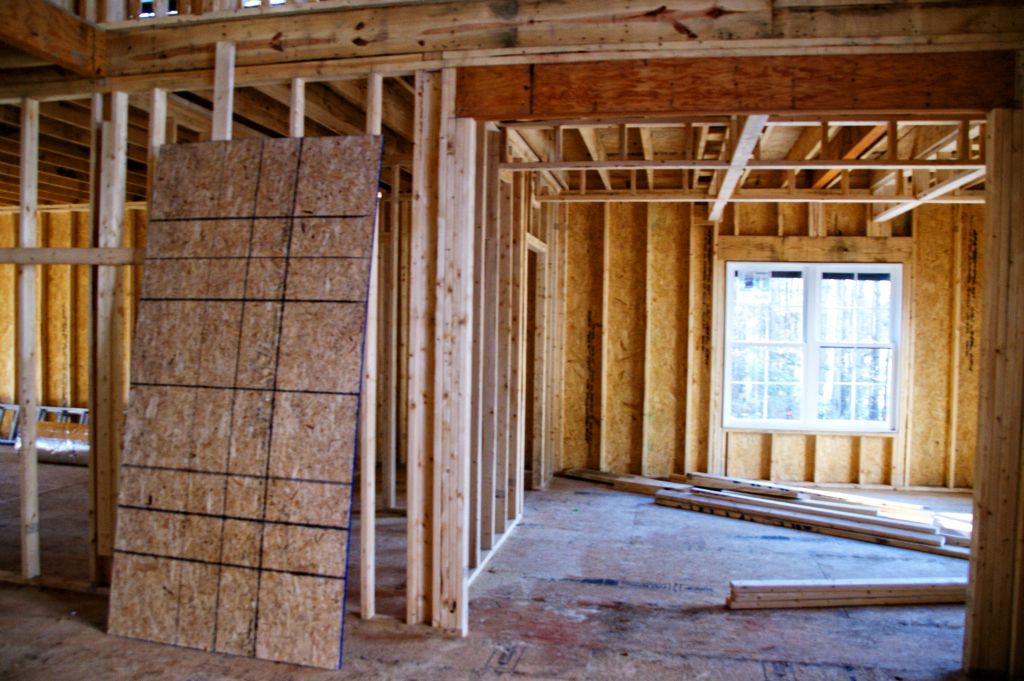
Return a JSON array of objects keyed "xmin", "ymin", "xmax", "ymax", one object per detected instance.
[
  {"xmin": 147, "ymin": 88, "xmax": 166, "ymax": 202},
  {"xmin": 381, "ymin": 163, "xmax": 400, "ymax": 510},
  {"xmin": 289, "ymin": 77, "xmax": 305, "ymax": 138},
  {"xmin": 468, "ymin": 122, "xmax": 486, "ymax": 569},
  {"xmin": 211, "ymin": 41, "xmax": 235, "ymax": 142},
  {"xmin": 431, "ymin": 65, "xmax": 476, "ymax": 632},
  {"xmin": 495, "ymin": 174, "xmax": 512, "ymax": 536},
  {"xmin": 480, "ymin": 128, "xmax": 502, "ymax": 551},
  {"xmin": 90, "ymin": 91, "xmax": 128, "ymax": 585},
  {"xmin": 964, "ymin": 107, "xmax": 1024, "ymax": 676},
  {"xmin": 407, "ymin": 69, "xmax": 440, "ymax": 626},
  {"xmin": 18, "ymin": 98, "xmax": 40, "ymax": 579},
  {"xmin": 360, "ymin": 70, "xmax": 383, "ymax": 622}
]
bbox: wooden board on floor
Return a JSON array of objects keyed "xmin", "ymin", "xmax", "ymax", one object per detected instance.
[
  {"xmin": 727, "ymin": 576, "xmax": 967, "ymax": 609},
  {"xmin": 107, "ymin": 136, "xmax": 383, "ymax": 671}
]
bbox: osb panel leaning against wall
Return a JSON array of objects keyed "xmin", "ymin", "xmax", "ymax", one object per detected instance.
[{"xmin": 107, "ymin": 136, "xmax": 383, "ymax": 670}]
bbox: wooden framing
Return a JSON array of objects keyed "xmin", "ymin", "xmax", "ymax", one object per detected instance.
[
  {"xmin": 2, "ymin": 0, "xmax": 1023, "ymax": 668},
  {"xmin": 457, "ymin": 54, "xmax": 1015, "ymax": 121},
  {"xmin": 360, "ymin": 71, "xmax": 383, "ymax": 621},
  {"xmin": 89, "ymin": 91, "xmax": 129, "ymax": 584},
  {"xmin": 0, "ymin": 0, "xmax": 106, "ymax": 78},
  {"xmin": 406, "ymin": 68, "xmax": 439, "ymax": 626},
  {"xmin": 964, "ymin": 108, "xmax": 1024, "ymax": 677},
  {"xmin": 211, "ymin": 41, "xmax": 236, "ymax": 141},
  {"xmin": 18, "ymin": 98, "xmax": 41, "ymax": 579}
]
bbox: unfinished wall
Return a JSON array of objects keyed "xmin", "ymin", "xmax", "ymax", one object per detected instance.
[
  {"xmin": 0, "ymin": 208, "xmax": 146, "ymax": 410},
  {"xmin": 559, "ymin": 201, "xmax": 982, "ymax": 488}
]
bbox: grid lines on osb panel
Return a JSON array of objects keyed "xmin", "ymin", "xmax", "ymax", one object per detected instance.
[{"xmin": 108, "ymin": 136, "xmax": 382, "ymax": 671}]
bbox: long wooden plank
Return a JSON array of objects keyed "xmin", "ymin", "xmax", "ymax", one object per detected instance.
[
  {"xmin": 459, "ymin": 53, "xmax": 1015, "ymax": 120},
  {"xmin": 432, "ymin": 91, "xmax": 477, "ymax": 635},
  {"xmin": 683, "ymin": 472, "xmax": 807, "ymax": 499},
  {"xmin": 965, "ymin": 108, "xmax": 1024, "ymax": 676},
  {"xmin": 728, "ymin": 594, "xmax": 966, "ymax": 610},
  {"xmin": 479, "ymin": 129, "xmax": 502, "ymax": 551},
  {"xmin": 18, "ymin": 99, "xmax": 40, "ymax": 579},
  {"xmin": 360, "ymin": 71, "xmax": 383, "ymax": 622},
  {"xmin": 656, "ymin": 491, "xmax": 967, "ymax": 558},
  {"xmin": 0, "ymin": 247, "xmax": 142, "ymax": 265},
  {"xmin": 105, "ymin": 0, "xmax": 775, "ymax": 75},
  {"xmin": 90, "ymin": 91, "xmax": 129, "ymax": 582},
  {"xmin": 0, "ymin": 0, "xmax": 105, "ymax": 78},
  {"xmin": 406, "ymin": 69, "xmax": 440, "ymax": 626},
  {"xmin": 688, "ymin": 488, "xmax": 940, "ymax": 535}
]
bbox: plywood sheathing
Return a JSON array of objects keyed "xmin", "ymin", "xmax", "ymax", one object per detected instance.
[
  {"xmin": 558, "ymin": 202, "xmax": 982, "ymax": 487},
  {"xmin": 108, "ymin": 135, "xmax": 383, "ymax": 671},
  {"xmin": 600, "ymin": 203, "xmax": 646, "ymax": 475},
  {"xmin": 642, "ymin": 203, "xmax": 689, "ymax": 477},
  {"xmin": 561, "ymin": 203, "xmax": 603, "ymax": 471}
]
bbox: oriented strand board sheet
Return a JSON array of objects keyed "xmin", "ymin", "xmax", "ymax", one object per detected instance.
[
  {"xmin": 561, "ymin": 204, "xmax": 604, "ymax": 471},
  {"xmin": 909, "ymin": 205, "xmax": 955, "ymax": 486},
  {"xmin": 642, "ymin": 203, "xmax": 689, "ymax": 477},
  {"xmin": 600, "ymin": 203, "xmax": 646, "ymax": 475},
  {"xmin": 108, "ymin": 136, "xmax": 382, "ymax": 671}
]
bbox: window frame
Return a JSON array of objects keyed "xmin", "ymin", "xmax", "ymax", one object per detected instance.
[{"xmin": 723, "ymin": 261, "xmax": 902, "ymax": 434}]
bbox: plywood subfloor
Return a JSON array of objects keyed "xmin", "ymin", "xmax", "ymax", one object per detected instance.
[{"xmin": 0, "ymin": 474, "xmax": 970, "ymax": 680}]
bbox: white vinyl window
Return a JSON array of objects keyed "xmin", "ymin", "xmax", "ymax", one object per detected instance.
[{"xmin": 724, "ymin": 262, "xmax": 901, "ymax": 432}]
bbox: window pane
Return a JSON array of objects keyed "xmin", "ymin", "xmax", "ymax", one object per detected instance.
[
  {"xmin": 819, "ymin": 347, "xmax": 854, "ymax": 383},
  {"xmin": 731, "ymin": 270, "xmax": 803, "ymax": 342},
  {"xmin": 855, "ymin": 348, "xmax": 891, "ymax": 384},
  {"xmin": 767, "ymin": 384, "xmax": 800, "ymax": 420},
  {"xmin": 731, "ymin": 346, "xmax": 767, "ymax": 383},
  {"xmin": 855, "ymin": 385, "xmax": 889, "ymax": 421},
  {"xmin": 768, "ymin": 349, "xmax": 801, "ymax": 383},
  {"xmin": 730, "ymin": 383, "xmax": 765, "ymax": 419},
  {"xmin": 819, "ymin": 272, "xmax": 893, "ymax": 343},
  {"xmin": 818, "ymin": 383, "xmax": 852, "ymax": 420}
]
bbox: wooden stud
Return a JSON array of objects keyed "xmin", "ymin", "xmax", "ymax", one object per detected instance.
[
  {"xmin": 288, "ymin": 77, "xmax": 305, "ymax": 137},
  {"xmin": 494, "ymin": 173, "xmax": 512, "ymax": 536},
  {"xmin": 480, "ymin": 129, "xmax": 502, "ymax": 551},
  {"xmin": 360, "ymin": 70, "xmax": 383, "ymax": 622},
  {"xmin": 90, "ymin": 91, "xmax": 128, "ymax": 585},
  {"xmin": 146, "ymin": 88, "xmax": 166, "ymax": 202},
  {"xmin": 18, "ymin": 98, "xmax": 40, "ymax": 579},
  {"xmin": 965, "ymin": 108, "xmax": 1024, "ymax": 676},
  {"xmin": 211, "ymin": 41, "xmax": 236, "ymax": 141},
  {"xmin": 407, "ymin": 69, "xmax": 440, "ymax": 626},
  {"xmin": 381, "ymin": 163, "xmax": 401, "ymax": 510},
  {"xmin": 431, "ymin": 66, "xmax": 476, "ymax": 635}
]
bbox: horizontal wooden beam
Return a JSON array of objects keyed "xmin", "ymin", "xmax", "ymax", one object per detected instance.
[
  {"xmin": 873, "ymin": 168, "xmax": 987, "ymax": 222},
  {"xmin": 716, "ymin": 236, "xmax": 914, "ymax": 264},
  {"xmin": 0, "ymin": 0, "xmax": 105, "ymax": 77},
  {"xmin": 537, "ymin": 189, "xmax": 984, "ymax": 205},
  {"xmin": 459, "ymin": 52, "xmax": 1016, "ymax": 120},
  {"xmin": 0, "ymin": 247, "xmax": 143, "ymax": 265},
  {"xmin": 504, "ymin": 159, "xmax": 985, "ymax": 172},
  {"xmin": 1, "ymin": 0, "xmax": 1020, "ymax": 102}
]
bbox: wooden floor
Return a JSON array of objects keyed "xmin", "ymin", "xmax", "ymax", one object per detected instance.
[{"xmin": 0, "ymin": 466, "xmax": 970, "ymax": 680}]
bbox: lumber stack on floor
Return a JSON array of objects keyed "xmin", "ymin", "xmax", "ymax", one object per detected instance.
[
  {"xmin": 560, "ymin": 468, "xmax": 692, "ymax": 496},
  {"xmin": 653, "ymin": 473, "xmax": 970, "ymax": 559},
  {"xmin": 727, "ymin": 577, "xmax": 968, "ymax": 610},
  {"xmin": 561, "ymin": 469, "xmax": 970, "ymax": 559},
  {"xmin": 107, "ymin": 137, "xmax": 383, "ymax": 670}
]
